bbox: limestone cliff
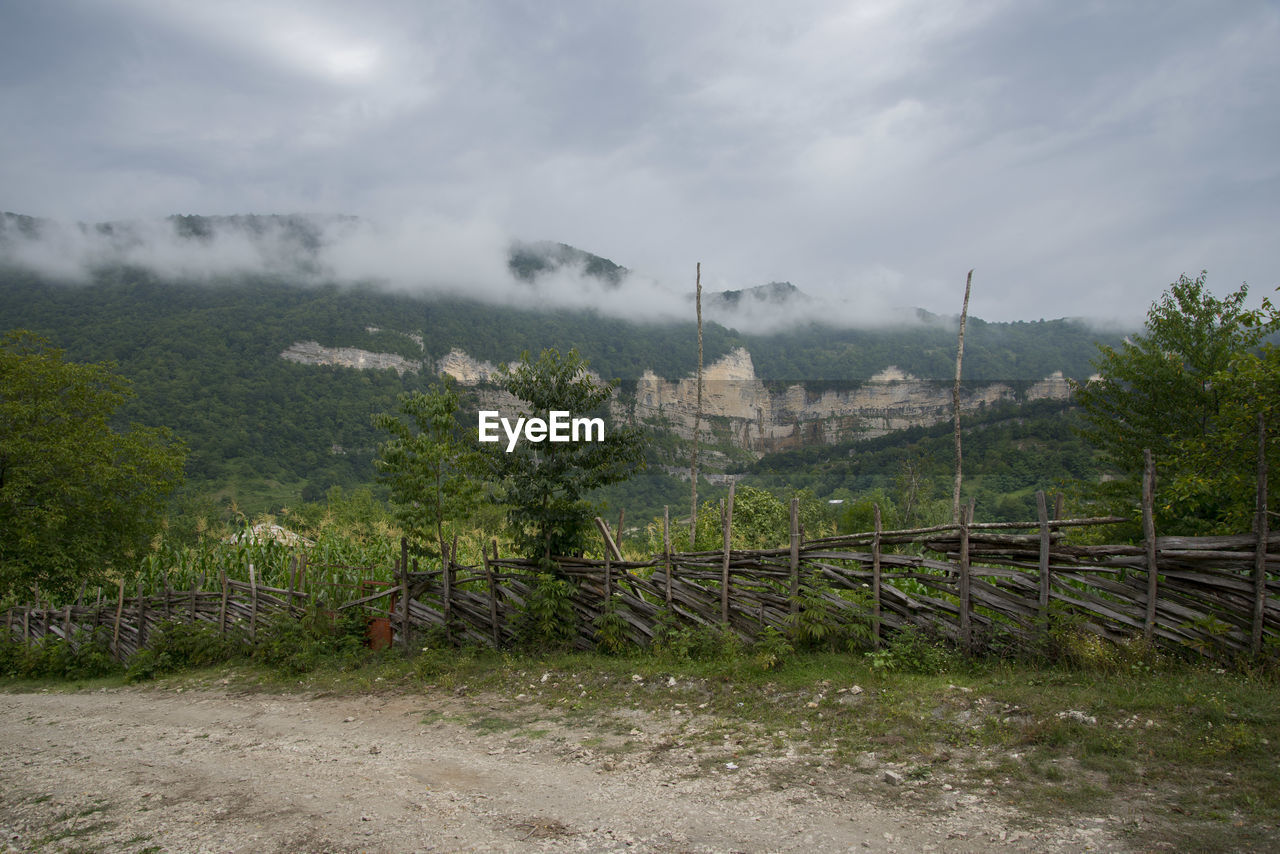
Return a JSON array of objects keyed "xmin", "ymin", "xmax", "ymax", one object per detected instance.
[
  {"xmin": 623, "ymin": 347, "xmax": 1070, "ymax": 454},
  {"xmin": 280, "ymin": 341, "xmax": 420, "ymax": 375},
  {"xmin": 280, "ymin": 341, "xmax": 1073, "ymax": 456}
]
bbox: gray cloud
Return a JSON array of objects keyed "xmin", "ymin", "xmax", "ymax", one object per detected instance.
[{"xmin": 2, "ymin": 0, "xmax": 1276, "ymax": 326}]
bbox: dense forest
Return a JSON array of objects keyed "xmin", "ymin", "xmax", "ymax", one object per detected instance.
[{"xmin": 0, "ymin": 251, "xmax": 1126, "ymax": 524}]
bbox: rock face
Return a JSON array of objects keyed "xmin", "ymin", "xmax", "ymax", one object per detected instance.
[
  {"xmin": 281, "ymin": 341, "xmax": 420, "ymax": 375},
  {"xmin": 624, "ymin": 347, "xmax": 1071, "ymax": 454},
  {"xmin": 280, "ymin": 341, "xmax": 1073, "ymax": 456},
  {"xmin": 436, "ymin": 348, "xmax": 499, "ymax": 385}
]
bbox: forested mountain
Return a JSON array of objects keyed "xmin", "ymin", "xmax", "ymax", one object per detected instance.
[{"xmin": 0, "ymin": 216, "xmax": 1129, "ymax": 523}]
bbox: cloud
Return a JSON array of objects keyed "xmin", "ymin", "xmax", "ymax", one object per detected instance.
[{"xmin": 0, "ymin": 2, "xmax": 1275, "ymax": 326}]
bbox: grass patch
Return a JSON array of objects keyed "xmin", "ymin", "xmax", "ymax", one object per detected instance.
[{"xmin": 7, "ymin": 637, "xmax": 1279, "ymax": 851}]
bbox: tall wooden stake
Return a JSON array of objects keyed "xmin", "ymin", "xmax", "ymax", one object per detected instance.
[
  {"xmin": 400, "ymin": 553, "xmax": 411, "ymax": 654},
  {"xmin": 689, "ymin": 262, "xmax": 703, "ymax": 546},
  {"xmin": 483, "ymin": 541, "xmax": 499, "ymax": 648},
  {"xmin": 720, "ymin": 482, "xmax": 735, "ymax": 625},
  {"xmin": 662, "ymin": 505, "xmax": 673, "ymax": 606},
  {"xmin": 1252, "ymin": 413, "xmax": 1269, "ymax": 657},
  {"xmin": 219, "ymin": 570, "xmax": 229, "ymax": 636},
  {"xmin": 958, "ymin": 500, "xmax": 973, "ymax": 651},
  {"xmin": 1037, "ymin": 490, "xmax": 1052, "ymax": 623},
  {"xmin": 952, "ymin": 269, "xmax": 973, "ymax": 522},
  {"xmin": 788, "ymin": 497, "xmax": 801, "ymax": 616},
  {"xmin": 112, "ymin": 580, "xmax": 125, "ymax": 659},
  {"xmin": 135, "ymin": 579, "xmax": 147, "ymax": 650},
  {"xmin": 1142, "ymin": 449, "xmax": 1159, "ymax": 642},
  {"xmin": 248, "ymin": 563, "xmax": 258, "ymax": 644},
  {"xmin": 872, "ymin": 503, "xmax": 882, "ymax": 648}
]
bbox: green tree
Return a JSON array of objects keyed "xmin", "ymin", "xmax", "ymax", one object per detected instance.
[
  {"xmin": 1072, "ymin": 273, "xmax": 1276, "ymax": 532},
  {"xmin": 1166, "ymin": 286, "xmax": 1280, "ymax": 531},
  {"xmin": 484, "ymin": 348, "xmax": 645, "ymax": 566},
  {"xmin": 676, "ymin": 485, "xmax": 832, "ymax": 551},
  {"xmin": 0, "ymin": 330, "xmax": 186, "ymax": 599},
  {"xmin": 373, "ymin": 381, "xmax": 481, "ymax": 558}
]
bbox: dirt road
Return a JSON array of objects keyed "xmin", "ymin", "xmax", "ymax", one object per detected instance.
[{"xmin": 0, "ymin": 685, "xmax": 1123, "ymax": 852}]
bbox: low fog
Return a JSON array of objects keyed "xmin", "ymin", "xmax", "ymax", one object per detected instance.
[{"xmin": 0, "ymin": 213, "xmax": 952, "ymax": 333}]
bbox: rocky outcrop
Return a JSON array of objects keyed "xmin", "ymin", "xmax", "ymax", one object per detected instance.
[
  {"xmin": 280, "ymin": 341, "xmax": 420, "ymax": 375},
  {"xmin": 280, "ymin": 340, "xmax": 1075, "ymax": 456},
  {"xmin": 624, "ymin": 347, "xmax": 1068, "ymax": 453},
  {"xmin": 437, "ymin": 348, "xmax": 499, "ymax": 384}
]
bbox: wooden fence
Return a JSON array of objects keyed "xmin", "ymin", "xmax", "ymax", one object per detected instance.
[{"xmin": 7, "ymin": 488, "xmax": 1277, "ymax": 664}]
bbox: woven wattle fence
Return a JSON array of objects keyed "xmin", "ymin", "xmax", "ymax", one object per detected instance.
[{"xmin": 7, "ymin": 453, "xmax": 1277, "ymax": 664}]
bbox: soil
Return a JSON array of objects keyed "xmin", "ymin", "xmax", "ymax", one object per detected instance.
[{"xmin": 0, "ymin": 684, "xmax": 1127, "ymax": 853}]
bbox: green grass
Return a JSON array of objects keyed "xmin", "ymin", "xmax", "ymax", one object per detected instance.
[{"xmin": 6, "ymin": 641, "xmax": 1279, "ymax": 852}]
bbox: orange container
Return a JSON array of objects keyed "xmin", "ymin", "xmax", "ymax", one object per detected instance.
[{"xmin": 366, "ymin": 617, "xmax": 393, "ymax": 650}]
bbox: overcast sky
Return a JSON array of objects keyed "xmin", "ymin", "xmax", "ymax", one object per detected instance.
[{"xmin": 2, "ymin": 0, "xmax": 1277, "ymax": 324}]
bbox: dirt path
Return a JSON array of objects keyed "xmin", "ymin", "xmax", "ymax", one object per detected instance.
[{"xmin": 0, "ymin": 686, "xmax": 1124, "ymax": 853}]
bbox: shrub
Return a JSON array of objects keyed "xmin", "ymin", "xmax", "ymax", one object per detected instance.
[
  {"xmin": 147, "ymin": 619, "xmax": 248, "ymax": 670},
  {"xmin": 592, "ymin": 595, "xmax": 631, "ymax": 655},
  {"xmin": 254, "ymin": 610, "xmax": 368, "ymax": 675},
  {"xmin": 753, "ymin": 626, "xmax": 793, "ymax": 671},
  {"xmin": 865, "ymin": 625, "xmax": 957, "ymax": 674},
  {"xmin": 515, "ymin": 573, "xmax": 578, "ymax": 650},
  {"xmin": 650, "ymin": 613, "xmax": 742, "ymax": 664},
  {"xmin": 0, "ymin": 629, "xmax": 120, "ymax": 680}
]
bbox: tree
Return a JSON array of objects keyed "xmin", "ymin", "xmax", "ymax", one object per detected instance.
[
  {"xmin": 372, "ymin": 381, "xmax": 481, "ymax": 559},
  {"xmin": 1072, "ymin": 273, "xmax": 1276, "ymax": 532},
  {"xmin": 1166, "ymin": 287, "xmax": 1280, "ymax": 531},
  {"xmin": 484, "ymin": 348, "xmax": 646, "ymax": 566},
  {"xmin": 0, "ymin": 330, "xmax": 185, "ymax": 599}
]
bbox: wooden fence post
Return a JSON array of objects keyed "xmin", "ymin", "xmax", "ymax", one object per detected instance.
[
  {"xmin": 872, "ymin": 503, "xmax": 882, "ymax": 648},
  {"xmin": 163, "ymin": 572, "xmax": 172, "ymax": 621},
  {"xmin": 249, "ymin": 563, "xmax": 258, "ymax": 644},
  {"xmin": 400, "ymin": 538, "xmax": 411, "ymax": 653},
  {"xmin": 1037, "ymin": 491, "xmax": 1051, "ymax": 631},
  {"xmin": 219, "ymin": 570, "xmax": 229, "ymax": 636},
  {"xmin": 1252, "ymin": 414, "xmax": 1269, "ymax": 657},
  {"xmin": 603, "ymin": 536, "xmax": 613, "ymax": 602},
  {"xmin": 663, "ymin": 506, "xmax": 673, "ymax": 607},
  {"xmin": 958, "ymin": 500, "xmax": 972, "ymax": 652},
  {"xmin": 1142, "ymin": 450, "xmax": 1159, "ymax": 643},
  {"xmin": 399, "ymin": 557, "xmax": 411, "ymax": 655},
  {"xmin": 483, "ymin": 541, "xmax": 499, "ymax": 648},
  {"xmin": 189, "ymin": 578, "xmax": 198, "ymax": 623},
  {"xmin": 788, "ymin": 497, "xmax": 801, "ymax": 616},
  {"xmin": 443, "ymin": 544, "xmax": 455, "ymax": 644},
  {"xmin": 136, "ymin": 579, "xmax": 148, "ymax": 650},
  {"xmin": 287, "ymin": 555, "xmax": 296, "ymax": 615},
  {"xmin": 112, "ymin": 580, "xmax": 125, "ymax": 659},
  {"xmin": 490, "ymin": 539, "xmax": 501, "ymax": 646},
  {"xmin": 721, "ymin": 482, "xmax": 735, "ymax": 625}
]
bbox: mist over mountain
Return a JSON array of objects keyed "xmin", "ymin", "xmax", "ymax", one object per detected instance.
[
  {"xmin": 0, "ymin": 235, "xmax": 1128, "ymax": 519},
  {"xmin": 0, "ymin": 212, "xmax": 1106, "ymax": 334}
]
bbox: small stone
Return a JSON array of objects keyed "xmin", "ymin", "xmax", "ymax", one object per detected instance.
[
  {"xmin": 883, "ymin": 770, "xmax": 904, "ymax": 785},
  {"xmin": 631, "ymin": 674, "xmax": 644, "ymax": 683},
  {"xmin": 849, "ymin": 685, "xmax": 864, "ymax": 695}
]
